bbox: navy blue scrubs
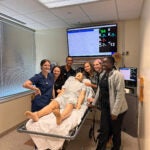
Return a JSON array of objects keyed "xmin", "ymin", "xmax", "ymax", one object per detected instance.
[{"xmin": 30, "ymin": 72, "xmax": 54, "ymax": 112}]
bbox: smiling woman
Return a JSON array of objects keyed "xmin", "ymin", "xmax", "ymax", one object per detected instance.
[
  {"xmin": 23, "ymin": 59, "xmax": 55, "ymax": 112},
  {"xmin": 0, "ymin": 19, "xmax": 35, "ymax": 100}
]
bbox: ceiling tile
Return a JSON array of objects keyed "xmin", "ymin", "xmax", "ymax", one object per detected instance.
[
  {"xmin": 64, "ymin": 17, "xmax": 92, "ymax": 26},
  {"xmin": 116, "ymin": 0, "xmax": 142, "ymax": 12},
  {"xmin": 0, "ymin": 0, "xmax": 46, "ymax": 14},
  {"xmin": 43, "ymin": 19, "xmax": 69, "ymax": 29},
  {"xmin": 0, "ymin": 0, "xmax": 144, "ymax": 30},
  {"xmin": 26, "ymin": 22, "xmax": 48, "ymax": 30},
  {"xmin": 116, "ymin": 0, "xmax": 142, "ymax": 20},
  {"xmin": 25, "ymin": 10, "xmax": 58, "ymax": 23},
  {"xmin": 50, "ymin": 5, "xmax": 87, "ymax": 19},
  {"xmin": 81, "ymin": 0, "xmax": 118, "ymax": 22},
  {"xmin": 13, "ymin": 15, "xmax": 36, "ymax": 24},
  {"xmin": 0, "ymin": 4, "xmax": 19, "ymax": 16}
]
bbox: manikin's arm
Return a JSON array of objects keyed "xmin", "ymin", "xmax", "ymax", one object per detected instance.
[
  {"xmin": 76, "ymin": 90, "xmax": 86, "ymax": 109},
  {"xmin": 57, "ymin": 88, "xmax": 65, "ymax": 97},
  {"xmin": 84, "ymin": 82, "xmax": 97, "ymax": 89}
]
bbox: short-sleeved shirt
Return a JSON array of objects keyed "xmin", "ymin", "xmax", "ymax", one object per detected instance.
[
  {"xmin": 55, "ymin": 76, "xmax": 86, "ymax": 108},
  {"xmin": 98, "ymin": 73, "xmax": 110, "ymax": 110},
  {"xmin": 30, "ymin": 72, "xmax": 54, "ymax": 112},
  {"xmin": 60, "ymin": 65, "xmax": 76, "ymax": 82}
]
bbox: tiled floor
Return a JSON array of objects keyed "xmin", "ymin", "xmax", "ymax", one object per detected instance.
[
  {"xmin": 0, "ymin": 119, "xmax": 139, "ymax": 150},
  {"xmin": 66, "ymin": 119, "xmax": 139, "ymax": 150}
]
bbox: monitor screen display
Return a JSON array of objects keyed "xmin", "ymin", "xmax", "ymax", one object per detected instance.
[
  {"xmin": 119, "ymin": 67, "xmax": 137, "ymax": 82},
  {"xmin": 67, "ymin": 24, "xmax": 117, "ymax": 57}
]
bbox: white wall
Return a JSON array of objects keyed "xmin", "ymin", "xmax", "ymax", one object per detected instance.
[
  {"xmin": 35, "ymin": 28, "xmax": 68, "ymax": 73},
  {"xmin": 123, "ymin": 20, "xmax": 140, "ymax": 67},
  {"xmin": 139, "ymin": 0, "xmax": 150, "ymax": 149},
  {"xmin": 35, "ymin": 20, "xmax": 140, "ymax": 69}
]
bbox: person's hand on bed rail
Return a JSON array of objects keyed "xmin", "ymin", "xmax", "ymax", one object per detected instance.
[{"xmin": 87, "ymin": 97, "xmax": 94, "ymax": 107}]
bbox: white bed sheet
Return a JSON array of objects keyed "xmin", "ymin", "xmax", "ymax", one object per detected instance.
[{"xmin": 26, "ymin": 105, "xmax": 88, "ymax": 150}]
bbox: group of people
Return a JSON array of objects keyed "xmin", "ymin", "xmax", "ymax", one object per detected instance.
[
  {"xmin": 23, "ymin": 56, "xmax": 75, "ymax": 112},
  {"xmin": 23, "ymin": 55, "xmax": 128, "ymax": 150}
]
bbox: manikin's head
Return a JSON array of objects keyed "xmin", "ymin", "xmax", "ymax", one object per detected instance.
[{"xmin": 75, "ymin": 72, "xmax": 84, "ymax": 82}]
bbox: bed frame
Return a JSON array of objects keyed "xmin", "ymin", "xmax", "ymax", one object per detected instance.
[{"xmin": 17, "ymin": 108, "xmax": 90, "ymax": 141}]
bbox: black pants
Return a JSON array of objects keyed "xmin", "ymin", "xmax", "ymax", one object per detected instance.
[{"xmin": 96, "ymin": 109, "xmax": 126, "ymax": 150}]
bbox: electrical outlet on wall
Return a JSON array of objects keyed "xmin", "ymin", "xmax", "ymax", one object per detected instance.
[
  {"xmin": 126, "ymin": 51, "xmax": 129, "ymax": 55},
  {"xmin": 121, "ymin": 51, "xmax": 129, "ymax": 56}
]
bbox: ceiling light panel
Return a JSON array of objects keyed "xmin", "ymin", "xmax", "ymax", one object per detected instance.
[{"xmin": 38, "ymin": 0, "xmax": 99, "ymax": 8}]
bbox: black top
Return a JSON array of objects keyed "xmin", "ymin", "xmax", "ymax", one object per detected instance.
[
  {"xmin": 98, "ymin": 73, "xmax": 110, "ymax": 110},
  {"xmin": 60, "ymin": 65, "xmax": 76, "ymax": 82},
  {"xmin": 54, "ymin": 77, "xmax": 65, "ymax": 96}
]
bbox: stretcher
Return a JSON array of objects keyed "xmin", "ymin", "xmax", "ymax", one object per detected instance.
[
  {"xmin": 17, "ymin": 86, "xmax": 95, "ymax": 150},
  {"xmin": 17, "ymin": 105, "xmax": 91, "ymax": 150}
]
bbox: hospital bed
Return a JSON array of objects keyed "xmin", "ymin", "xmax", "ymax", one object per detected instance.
[{"xmin": 17, "ymin": 86, "xmax": 95, "ymax": 150}]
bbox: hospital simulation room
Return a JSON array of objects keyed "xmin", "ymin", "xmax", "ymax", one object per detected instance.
[{"xmin": 0, "ymin": 0, "xmax": 149, "ymax": 150}]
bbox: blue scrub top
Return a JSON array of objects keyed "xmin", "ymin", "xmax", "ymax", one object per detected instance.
[{"xmin": 29, "ymin": 72, "xmax": 54, "ymax": 112}]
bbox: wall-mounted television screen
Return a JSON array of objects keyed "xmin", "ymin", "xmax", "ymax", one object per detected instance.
[{"xmin": 67, "ymin": 24, "xmax": 117, "ymax": 57}]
